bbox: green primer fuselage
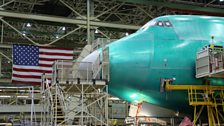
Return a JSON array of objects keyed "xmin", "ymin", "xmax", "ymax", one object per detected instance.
[{"xmin": 107, "ymin": 15, "xmax": 224, "ymax": 113}]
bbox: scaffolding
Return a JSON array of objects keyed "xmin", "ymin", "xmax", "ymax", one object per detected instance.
[
  {"xmin": 0, "ymin": 86, "xmax": 38, "ymax": 126},
  {"xmin": 41, "ymin": 47, "xmax": 109, "ymax": 126}
]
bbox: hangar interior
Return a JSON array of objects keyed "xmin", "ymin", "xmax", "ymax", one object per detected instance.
[{"xmin": 0, "ymin": 0, "xmax": 224, "ymax": 126}]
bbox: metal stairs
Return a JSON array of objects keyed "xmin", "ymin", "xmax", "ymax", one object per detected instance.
[
  {"xmin": 41, "ymin": 43, "xmax": 109, "ymax": 126},
  {"xmin": 52, "ymin": 94, "xmax": 65, "ymax": 125}
]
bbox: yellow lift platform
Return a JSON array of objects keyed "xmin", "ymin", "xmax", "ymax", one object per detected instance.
[
  {"xmin": 162, "ymin": 44, "xmax": 224, "ymax": 125},
  {"xmin": 163, "ymin": 79, "xmax": 224, "ymax": 126}
]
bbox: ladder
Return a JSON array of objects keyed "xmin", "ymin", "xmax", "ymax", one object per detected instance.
[{"xmin": 52, "ymin": 94, "xmax": 65, "ymax": 125}]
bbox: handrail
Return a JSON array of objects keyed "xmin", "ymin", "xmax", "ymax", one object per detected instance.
[
  {"xmin": 52, "ymin": 60, "xmax": 102, "ymax": 83},
  {"xmin": 41, "ymin": 57, "xmax": 108, "ymax": 125},
  {"xmin": 56, "ymin": 85, "xmax": 67, "ymax": 114},
  {"xmin": 164, "ymin": 80, "xmax": 224, "ymax": 91},
  {"xmin": 45, "ymin": 80, "xmax": 54, "ymax": 125}
]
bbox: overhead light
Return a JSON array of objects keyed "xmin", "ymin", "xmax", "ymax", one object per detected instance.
[
  {"xmin": 19, "ymin": 90, "xmax": 26, "ymax": 92},
  {"xmin": 220, "ymin": 0, "xmax": 224, "ymax": 2},
  {"xmin": 95, "ymin": 29, "xmax": 99, "ymax": 33},
  {"xmin": 22, "ymin": 33, "xmax": 26, "ymax": 36},
  {"xmin": 0, "ymin": 95, "xmax": 11, "ymax": 98},
  {"xmin": 26, "ymin": 23, "xmax": 31, "ymax": 27},
  {"xmin": 56, "ymin": 35, "xmax": 59, "ymax": 39},
  {"xmin": 125, "ymin": 32, "xmax": 129, "ymax": 36},
  {"xmin": 62, "ymin": 27, "xmax": 66, "ymax": 31},
  {"xmin": 17, "ymin": 96, "xmax": 29, "ymax": 98}
]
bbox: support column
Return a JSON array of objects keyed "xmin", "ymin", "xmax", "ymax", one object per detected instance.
[
  {"xmin": 0, "ymin": 22, "xmax": 3, "ymax": 77},
  {"xmin": 0, "ymin": 53, "xmax": 2, "ymax": 77},
  {"xmin": 207, "ymin": 106, "xmax": 215, "ymax": 126},
  {"xmin": 87, "ymin": 0, "xmax": 95, "ymax": 45},
  {"xmin": 90, "ymin": 0, "xmax": 95, "ymax": 44},
  {"xmin": 87, "ymin": 0, "xmax": 90, "ymax": 45},
  {"xmin": 170, "ymin": 117, "xmax": 175, "ymax": 126}
]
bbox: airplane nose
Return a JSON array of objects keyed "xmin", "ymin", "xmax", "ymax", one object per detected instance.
[
  {"xmin": 82, "ymin": 50, "xmax": 100, "ymax": 63},
  {"xmin": 76, "ymin": 50, "xmax": 101, "ymax": 79}
]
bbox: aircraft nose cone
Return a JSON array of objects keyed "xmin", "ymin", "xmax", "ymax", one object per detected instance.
[
  {"xmin": 78, "ymin": 50, "xmax": 100, "ymax": 79},
  {"xmin": 82, "ymin": 50, "xmax": 100, "ymax": 63}
]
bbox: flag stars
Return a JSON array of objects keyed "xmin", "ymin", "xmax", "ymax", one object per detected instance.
[{"xmin": 13, "ymin": 45, "xmax": 39, "ymax": 66}]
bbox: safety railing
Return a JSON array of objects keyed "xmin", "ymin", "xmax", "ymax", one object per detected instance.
[
  {"xmin": 52, "ymin": 60, "xmax": 101, "ymax": 84},
  {"xmin": 92, "ymin": 53, "xmax": 101, "ymax": 79},
  {"xmin": 188, "ymin": 88, "xmax": 212, "ymax": 106},
  {"xmin": 188, "ymin": 87, "xmax": 224, "ymax": 107},
  {"xmin": 196, "ymin": 45, "xmax": 224, "ymax": 78},
  {"xmin": 56, "ymin": 85, "xmax": 67, "ymax": 115},
  {"xmin": 41, "ymin": 75, "xmax": 55, "ymax": 126},
  {"xmin": 41, "ymin": 45, "xmax": 109, "ymax": 125}
]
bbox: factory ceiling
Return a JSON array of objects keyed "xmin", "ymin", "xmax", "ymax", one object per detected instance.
[{"xmin": 0, "ymin": 0, "xmax": 224, "ymax": 80}]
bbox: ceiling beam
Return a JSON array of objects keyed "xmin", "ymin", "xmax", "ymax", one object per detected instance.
[
  {"xmin": 0, "ymin": 11, "xmax": 141, "ymax": 30},
  {"xmin": 0, "ymin": 43, "xmax": 82, "ymax": 53},
  {"xmin": 119, "ymin": 0, "xmax": 224, "ymax": 15},
  {"xmin": 0, "ymin": 78, "xmax": 11, "ymax": 83},
  {"xmin": 0, "ymin": 38, "xmax": 86, "ymax": 49}
]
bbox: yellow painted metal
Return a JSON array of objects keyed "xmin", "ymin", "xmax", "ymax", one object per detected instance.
[
  {"xmin": 193, "ymin": 106, "xmax": 204, "ymax": 124},
  {"xmin": 218, "ymin": 111, "xmax": 224, "ymax": 121},
  {"xmin": 164, "ymin": 80, "xmax": 224, "ymax": 125},
  {"xmin": 165, "ymin": 82, "xmax": 224, "ymax": 91}
]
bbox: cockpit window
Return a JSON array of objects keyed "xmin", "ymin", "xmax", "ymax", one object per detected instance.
[
  {"xmin": 139, "ymin": 20, "xmax": 173, "ymax": 31},
  {"xmin": 163, "ymin": 21, "xmax": 172, "ymax": 27},
  {"xmin": 156, "ymin": 21, "xmax": 164, "ymax": 26}
]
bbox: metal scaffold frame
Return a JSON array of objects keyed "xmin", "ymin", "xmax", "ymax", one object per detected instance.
[
  {"xmin": 41, "ymin": 47, "xmax": 109, "ymax": 126},
  {"xmin": 0, "ymin": 86, "xmax": 37, "ymax": 126}
]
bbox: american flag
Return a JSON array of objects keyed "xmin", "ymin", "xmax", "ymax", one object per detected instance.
[{"xmin": 12, "ymin": 44, "xmax": 73, "ymax": 85}]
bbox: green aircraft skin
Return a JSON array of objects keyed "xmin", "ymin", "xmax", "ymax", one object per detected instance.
[{"xmin": 106, "ymin": 15, "xmax": 224, "ymax": 113}]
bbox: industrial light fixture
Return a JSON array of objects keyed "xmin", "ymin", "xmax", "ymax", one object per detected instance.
[
  {"xmin": 22, "ymin": 33, "xmax": 26, "ymax": 36},
  {"xmin": 95, "ymin": 29, "xmax": 99, "ymax": 33},
  {"xmin": 62, "ymin": 27, "xmax": 66, "ymax": 31},
  {"xmin": 0, "ymin": 95, "xmax": 11, "ymax": 98},
  {"xmin": 17, "ymin": 96, "xmax": 29, "ymax": 98},
  {"xmin": 220, "ymin": 0, "xmax": 224, "ymax": 2},
  {"xmin": 26, "ymin": 23, "xmax": 31, "ymax": 27},
  {"xmin": 56, "ymin": 35, "xmax": 59, "ymax": 39},
  {"xmin": 125, "ymin": 32, "xmax": 129, "ymax": 36}
]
